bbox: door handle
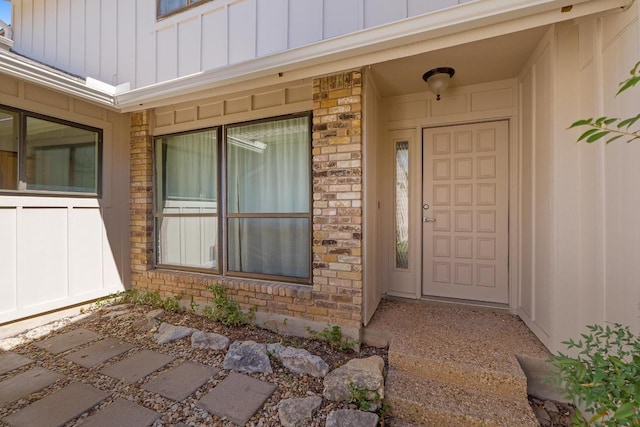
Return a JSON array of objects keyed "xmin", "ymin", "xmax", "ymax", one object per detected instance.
[{"xmin": 422, "ymin": 216, "xmax": 436, "ymax": 223}]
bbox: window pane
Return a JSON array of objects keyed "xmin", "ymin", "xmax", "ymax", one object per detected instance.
[
  {"xmin": 25, "ymin": 117, "xmax": 99, "ymax": 193},
  {"xmin": 227, "ymin": 117, "xmax": 309, "ymax": 214},
  {"xmin": 157, "ymin": 216, "xmax": 218, "ymax": 269},
  {"xmin": 228, "ymin": 218, "xmax": 309, "ymax": 279},
  {"xmin": 156, "ymin": 131, "xmax": 218, "ymax": 212},
  {"xmin": 395, "ymin": 141, "xmax": 409, "ymax": 269},
  {"xmin": 158, "ymin": 0, "xmax": 187, "ymax": 15},
  {"xmin": 0, "ymin": 109, "xmax": 18, "ymax": 190}
]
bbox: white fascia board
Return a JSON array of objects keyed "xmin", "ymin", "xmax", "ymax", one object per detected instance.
[
  {"xmin": 0, "ymin": 50, "xmax": 117, "ymax": 109},
  {"xmin": 117, "ymin": 0, "xmax": 630, "ymax": 111}
]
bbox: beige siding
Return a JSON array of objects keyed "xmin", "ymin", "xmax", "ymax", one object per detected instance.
[
  {"xmin": 0, "ymin": 74, "xmax": 130, "ymax": 324},
  {"xmin": 518, "ymin": 2, "xmax": 640, "ymax": 352}
]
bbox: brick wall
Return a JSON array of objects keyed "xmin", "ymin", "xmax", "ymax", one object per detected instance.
[{"xmin": 128, "ymin": 69, "xmax": 364, "ymax": 335}]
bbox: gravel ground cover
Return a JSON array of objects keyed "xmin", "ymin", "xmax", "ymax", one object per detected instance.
[{"xmin": 0, "ymin": 304, "xmax": 388, "ymax": 427}]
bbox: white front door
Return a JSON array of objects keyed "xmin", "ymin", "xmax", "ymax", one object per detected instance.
[{"xmin": 422, "ymin": 121, "xmax": 509, "ymax": 304}]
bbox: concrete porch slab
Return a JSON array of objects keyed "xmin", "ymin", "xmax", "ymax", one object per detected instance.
[
  {"xmin": 197, "ymin": 372, "xmax": 276, "ymax": 426},
  {"xmin": 34, "ymin": 328, "xmax": 101, "ymax": 355},
  {"xmin": 99, "ymin": 350, "xmax": 175, "ymax": 384},
  {"xmin": 143, "ymin": 361, "xmax": 219, "ymax": 401},
  {"xmin": 2, "ymin": 382, "xmax": 108, "ymax": 427},
  {"xmin": 78, "ymin": 398, "xmax": 160, "ymax": 427},
  {"xmin": 0, "ymin": 352, "xmax": 33, "ymax": 376},
  {"xmin": 64, "ymin": 338, "xmax": 135, "ymax": 368},
  {"xmin": 0, "ymin": 367, "xmax": 64, "ymax": 405}
]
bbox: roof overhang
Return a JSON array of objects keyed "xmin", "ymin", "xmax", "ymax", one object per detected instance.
[{"xmin": 0, "ymin": 0, "xmax": 632, "ymax": 113}]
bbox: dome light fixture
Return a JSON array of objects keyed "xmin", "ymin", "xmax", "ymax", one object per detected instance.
[{"xmin": 422, "ymin": 67, "xmax": 455, "ymax": 101}]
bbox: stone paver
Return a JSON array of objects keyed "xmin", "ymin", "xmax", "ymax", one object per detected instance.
[
  {"xmin": 78, "ymin": 398, "xmax": 160, "ymax": 427},
  {"xmin": 0, "ymin": 352, "xmax": 33, "ymax": 376},
  {"xmin": 64, "ymin": 338, "xmax": 135, "ymax": 368},
  {"xmin": 0, "ymin": 367, "xmax": 64, "ymax": 405},
  {"xmin": 143, "ymin": 361, "xmax": 219, "ymax": 401},
  {"xmin": 34, "ymin": 328, "xmax": 101, "ymax": 355},
  {"xmin": 198, "ymin": 372, "xmax": 276, "ymax": 426},
  {"xmin": 3, "ymin": 382, "xmax": 108, "ymax": 427},
  {"xmin": 100, "ymin": 350, "xmax": 175, "ymax": 384}
]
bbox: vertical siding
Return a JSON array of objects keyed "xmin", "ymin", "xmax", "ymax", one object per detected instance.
[
  {"xmin": 323, "ymin": 0, "xmax": 362, "ymax": 39},
  {"xmin": 56, "ymin": 0, "xmax": 71, "ymax": 69},
  {"xmin": 288, "ymin": 0, "xmax": 322, "ymax": 48},
  {"xmin": 100, "ymin": 1, "xmax": 118, "ymax": 84},
  {"xmin": 256, "ymin": 0, "xmax": 287, "ymax": 57},
  {"xmin": 178, "ymin": 17, "xmax": 201, "ymax": 77},
  {"xmin": 228, "ymin": 0, "xmax": 256, "ymax": 64},
  {"xmin": 517, "ymin": 32, "xmax": 554, "ymax": 344},
  {"xmin": 0, "ymin": 209, "xmax": 17, "ymax": 316},
  {"xmin": 201, "ymin": 7, "xmax": 228, "ymax": 71},
  {"xmin": 117, "ymin": 0, "xmax": 137, "ymax": 87},
  {"xmin": 136, "ymin": 0, "xmax": 156, "ymax": 88},
  {"xmin": 0, "ymin": 75, "xmax": 130, "ymax": 324},
  {"xmin": 85, "ymin": 0, "xmax": 101, "ymax": 78},
  {"xmin": 156, "ymin": 25, "xmax": 178, "ymax": 82},
  {"xmin": 69, "ymin": 0, "xmax": 86, "ymax": 75},
  {"xmin": 365, "ymin": 0, "xmax": 406, "ymax": 28},
  {"xmin": 18, "ymin": 208, "xmax": 69, "ymax": 307},
  {"xmin": 43, "ymin": 0, "xmax": 57, "ymax": 64},
  {"xmin": 10, "ymin": 0, "xmax": 474, "ymax": 90}
]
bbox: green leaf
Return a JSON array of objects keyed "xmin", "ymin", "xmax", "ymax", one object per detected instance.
[
  {"xmin": 577, "ymin": 128, "xmax": 600, "ymax": 142},
  {"xmin": 603, "ymin": 118, "xmax": 618, "ymax": 125},
  {"xmin": 586, "ymin": 131, "xmax": 610, "ymax": 143},
  {"xmin": 569, "ymin": 119, "xmax": 593, "ymax": 128},
  {"xmin": 606, "ymin": 135, "xmax": 624, "ymax": 144},
  {"xmin": 617, "ymin": 114, "xmax": 640, "ymax": 129},
  {"xmin": 617, "ymin": 76, "xmax": 640, "ymax": 96},
  {"xmin": 613, "ymin": 402, "xmax": 635, "ymax": 420}
]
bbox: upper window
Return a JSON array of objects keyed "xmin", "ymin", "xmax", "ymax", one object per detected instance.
[
  {"xmin": 0, "ymin": 106, "xmax": 102, "ymax": 195},
  {"xmin": 154, "ymin": 114, "xmax": 311, "ymax": 282},
  {"xmin": 157, "ymin": 0, "xmax": 209, "ymax": 18}
]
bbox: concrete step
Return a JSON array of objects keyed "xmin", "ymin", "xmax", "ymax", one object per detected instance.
[
  {"xmin": 385, "ymin": 368, "xmax": 538, "ymax": 427},
  {"xmin": 389, "ymin": 347, "xmax": 528, "ymax": 400}
]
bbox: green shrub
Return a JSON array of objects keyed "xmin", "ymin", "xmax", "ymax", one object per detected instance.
[
  {"xmin": 202, "ymin": 283, "xmax": 250, "ymax": 327},
  {"xmin": 122, "ymin": 288, "xmax": 185, "ymax": 313},
  {"xmin": 308, "ymin": 324, "xmax": 359, "ymax": 352},
  {"xmin": 548, "ymin": 323, "xmax": 640, "ymax": 426}
]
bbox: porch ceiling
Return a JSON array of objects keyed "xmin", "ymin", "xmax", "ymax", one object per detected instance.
[{"xmin": 369, "ymin": 25, "xmax": 550, "ymax": 98}]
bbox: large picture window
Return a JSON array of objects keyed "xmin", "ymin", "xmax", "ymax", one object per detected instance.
[
  {"xmin": 154, "ymin": 114, "xmax": 311, "ymax": 282},
  {"xmin": 0, "ymin": 106, "xmax": 101, "ymax": 195}
]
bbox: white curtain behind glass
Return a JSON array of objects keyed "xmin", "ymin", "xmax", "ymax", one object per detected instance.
[
  {"xmin": 227, "ymin": 117, "xmax": 310, "ymax": 278},
  {"xmin": 158, "ymin": 131, "xmax": 218, "ymax": 269}
]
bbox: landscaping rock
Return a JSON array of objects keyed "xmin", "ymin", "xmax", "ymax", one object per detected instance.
[
  {"xmin": 191, "ymin": 331, "xmax": 229, "ymax": 351},
  {"xmin": 268, "ymin": 345, "xmax": 329, "ymax": 377},
  {"xmin": 325, "ymin": 409, "xmax": 379, "ymax": 427},
  {"xmin": 278, "ymin": 396, "xmax": 322, "ymax": 427},
  {"xmin": 323, "ymin": 356, "xmax": 384, "ymax": 410},
  {"xmin": 154, "ymin": 323, "xmax": 195, "ymax": 344},
  {"xmin": 146, "ymin": 309, "xmax": 166, "ymax": 320},
  {"xmin": 132, "ymin": 318, "xmax": 156, "ymax": 332},
  {"xmin": 223, "ymin": 341, "xmax": 272, "ymax": 373}
]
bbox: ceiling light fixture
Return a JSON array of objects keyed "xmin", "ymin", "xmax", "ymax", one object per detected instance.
[{"xmin": 422, "ymin": 67, "xmax": 455, "ymax": 101}]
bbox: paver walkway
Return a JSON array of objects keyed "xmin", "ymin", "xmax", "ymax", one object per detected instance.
[{"xmin": 0, "ymin": 326, "xmax": 276, "ymax": 427}]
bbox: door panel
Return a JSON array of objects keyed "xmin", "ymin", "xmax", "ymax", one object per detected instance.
[{"xmin": 422, "ymin": 121, "xmax": 509, "ymax": 303}]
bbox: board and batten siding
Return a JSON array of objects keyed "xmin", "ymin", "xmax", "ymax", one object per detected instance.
[
  {"xmin": 0, "ymin": 73, "xmax": 130, "ymax": 324},
  {"xmin": 517, "ymin": 1, "xmax": 640, "ymax": 353},
  {"xmin": 11, "ymin": 0, "xmax": 473, "ymax": 90}
]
